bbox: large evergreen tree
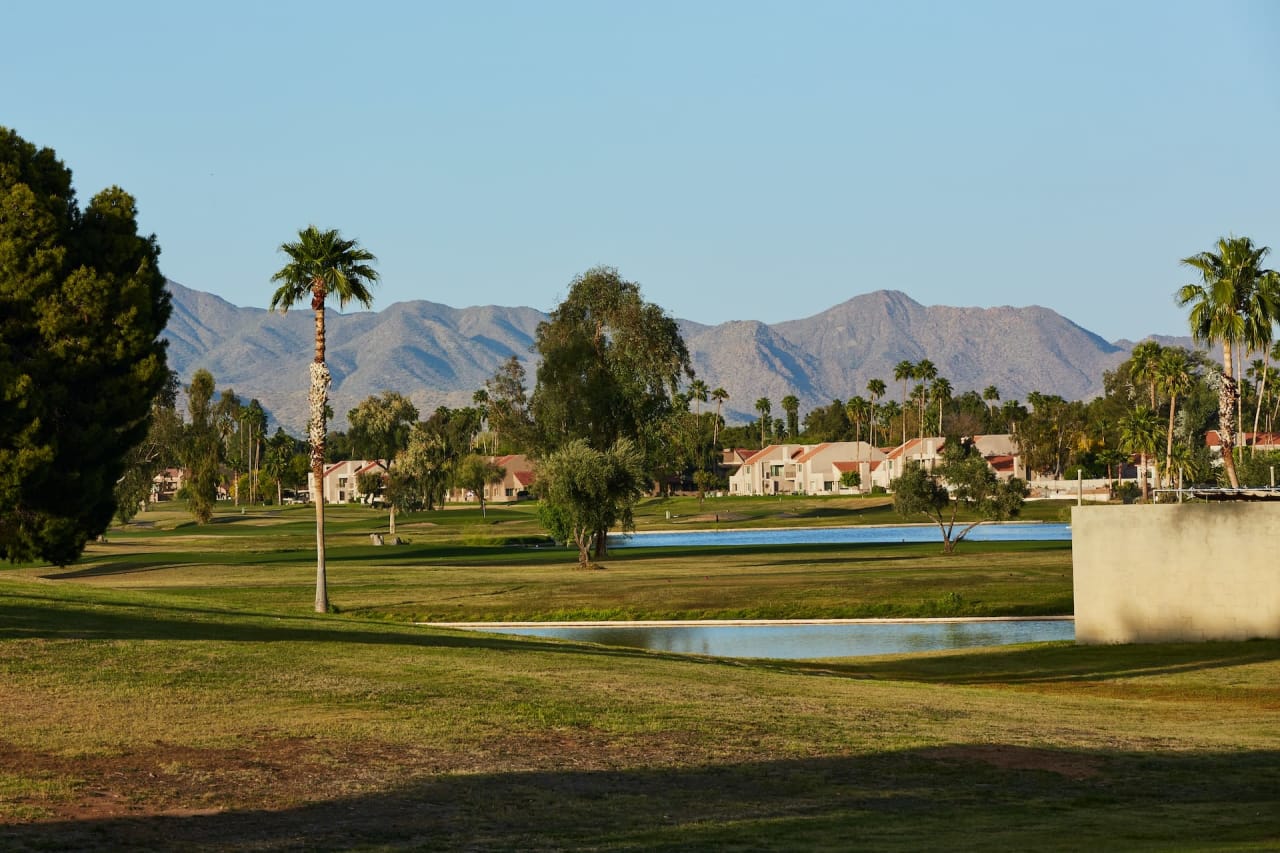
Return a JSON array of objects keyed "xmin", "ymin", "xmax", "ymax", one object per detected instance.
[{"xmin": 0, "ymin": 128, "xmax": 171, "ymax": 564}]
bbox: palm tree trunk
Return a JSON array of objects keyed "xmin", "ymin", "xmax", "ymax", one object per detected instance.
[
  {"xmin": 1251, "ymin": 357, "xmax": 1269, "ymax": 457},
  {"xmin": 1140, "ymin": 453, "xmax": 1149, "ymax": 502},
  {"xmin": 1221, "ymin": 344, "xmax": 1241, "ymax": 488},
  {"xmin": 309, "ymin": 295, "xmax": 332, "ymax": 611},
  {"xmin": 1164, "ymin": 392, "xmax": 1178, "ymax": 488}
]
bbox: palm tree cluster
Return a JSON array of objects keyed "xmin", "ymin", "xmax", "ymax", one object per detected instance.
[{"xmin": 1177, "ymin": 235, "xmax": 1280, "ymax": 489}]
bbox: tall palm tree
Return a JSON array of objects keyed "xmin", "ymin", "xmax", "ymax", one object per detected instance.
[
  {"xmin": 270, "ymin": 225, "xmax": 379, "ymax": 613},
  {"xmin": 711, "ymin": 387, "xmax": 729, "ymax": 451},
  {"xmin": 866, "ymin": 378, "xmax": 886, "ymax": 447},
  {"xmin": 781, "ymin": 394, "xmax": 800, "ymax": 439},
  {"xmin": 754, "ymin": 397, "xmax": 772, "ymax": 448},
  {"xmin": 688, "ymin": 379, "xmax": 709, "ymax": 417},
  {"xmin": 913, "ymin": 360, "xmax": 937, "ymax": 443},
  {"xmin": 893, "ymin": 360, "xmax": 914, "ymax": 445},
  {"xmin": 845, "ymin": 396, "xmax": 869, "ymax": 443},
  {"xmin": 1129, "ymin": 340, "xmax": 1163, "ymax": 410},
  {"xmin": 1120, "ymin": 406, "xmax": 1162, "ymax": 503},
  {"xmin": 982, "ymin": 385, "xmax": 1000, "ymax": 426},
  {"xmin": 1154, "ymin": 348, "xmax": 1194, "ymax": 490},
  {"xmin": 1177, "ymin": 236, "xmax": 1278, "ymax": 488},
  {"xmin": 931, "ymin": 376, "xmax": 952, "ymax": 435}
]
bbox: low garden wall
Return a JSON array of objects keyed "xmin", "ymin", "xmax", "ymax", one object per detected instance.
[{"xmin": 1072, "ymin": 502, "xmax": 1280, "ymax": 644}]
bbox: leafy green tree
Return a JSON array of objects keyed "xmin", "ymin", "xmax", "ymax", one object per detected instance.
[
  {"xmin": 1177, "ymin": 236, "xmax": 1279, "ymax": 489},
  {"xmin": 891, "ymin": 440, "xmax": 1027, "ymax": 554},
  {"xmin": 270, "ymin": 225, "xmax": 379, "ymax": 613},
  {"xmin": 348, "ymin": 391, "xmax": 418, "ymax": 534},
  {"xmin": 1014, "ymin": 393, "xmax": 1086, "ymax": 479},
  {"xmin": 535, "ymin": 438, "xmax": 646, "ymax": 567},
  {"xmin": 262, "ymin": 427, "xmax": 301, "ymax": 505},
  {"xmin": 0, "ymin": 128, "xmax": 172, "ymax": 564},
  {"xmin": 388, "ymin": 425, "xmax": 449, "ymax": 511},
  {"xmin": 455, "ymin": 454, "xmax": 506, "ymax": 517},
  {"xmin": 183, "ymin": 369, "xmax": 221, "ymax": 524},
  {"xmin": 114, "ymin": 371, "xmax": 184, "ymax": 523},
  {"xmin": 530, "ymin": 267, "xmax": 692, "ymax": 472},
  {"xmin": 484, "ymin": 356, "xmax": 536, "ymax": 453}
]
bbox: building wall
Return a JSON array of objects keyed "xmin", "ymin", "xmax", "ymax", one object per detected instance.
[{"xmin": 1072, "ymin": 503, "xmax": 1280, "ymax": 644}]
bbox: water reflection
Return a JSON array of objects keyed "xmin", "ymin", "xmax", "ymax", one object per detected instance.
[
  {"xmin": 474, "ymin": 620, "xmax": 1074, "ymax": 660},
  {"xmin": 614, "ymin": 523, "xmax": 1070, "ymax": 549}
]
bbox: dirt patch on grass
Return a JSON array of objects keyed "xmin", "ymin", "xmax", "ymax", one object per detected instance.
[
  {"xmin": 0, "ymin": 727, "xmax": 717, "ymax": 826},
  {"xmin": 922, "ymin": 744, "xmax": 1103, "ymax": 780}
]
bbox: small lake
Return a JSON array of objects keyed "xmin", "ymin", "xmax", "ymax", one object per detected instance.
[
  {"xmin": 614, "ymin": 522, "xmax": 1071, "ymax": 548},
  {"xmin": 468, "ymin": 619, "xmax": 1074, "ymax": 660}
]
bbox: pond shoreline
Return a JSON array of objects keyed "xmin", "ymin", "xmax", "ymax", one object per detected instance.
[{"xmin": 428, "ymin": 615, "xmax": 1075, "ymax": 628}]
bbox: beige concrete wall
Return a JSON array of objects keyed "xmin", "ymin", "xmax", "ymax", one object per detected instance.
[{"xmin": 1072, "ymin": 503, "xmax": 1280, "ymax": 644}]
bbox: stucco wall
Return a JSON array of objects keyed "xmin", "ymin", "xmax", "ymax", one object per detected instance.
[{"xmin": 1072, "ymin": 503, "xmax": 1280, "ymax": 644}]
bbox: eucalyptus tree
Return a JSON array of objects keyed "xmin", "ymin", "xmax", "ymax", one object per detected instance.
[
  {"xmin": 891, "ymin": 439, "xmax": 1026, "ymax": 554},
  {"xmin": 184, "ymin": 369, "xmax": 221, "ymax": 524},
  {"xmin": 535, "ymin": 438, "xmax": 646, "ymax": 567},
  {"xmin": 114, "ymin": 371, "xmax": 184, "ymax": 523},
  {"xmin": 893, "ymin": 360, "xmax": 915, "ymax": 444},
  {"xmin": 270, "ymin": 225, "xmax": 379, "ymax": 613},
  {"xmin": 530, "ymin": 266, "xmax": 692, "ymax": 488},
  {"xmin": 1177, "ymin": 237, "xmax": 1278, "ymax": 488},
  {"xmin": 348, "ymin": 391, "xmax": 419, "ymax": 534},
  {"xmin": 484, "ymin": 355, "xmax": 535, "ymax": 453}
]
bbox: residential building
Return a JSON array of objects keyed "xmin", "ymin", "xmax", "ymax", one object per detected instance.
[
  {"xmin": 307, "ymin": 459, "xmax": 388, "ymax": 504},
  {"xmin": 794, "ymin": 442, "xmax": 887, "ymax": 494}
]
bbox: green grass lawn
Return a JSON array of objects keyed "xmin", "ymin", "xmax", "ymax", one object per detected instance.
[{"xmin": 0, "ymin": 498, "xmax": 1275, "ymax": 851}]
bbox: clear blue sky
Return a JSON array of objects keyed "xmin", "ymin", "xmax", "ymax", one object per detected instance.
[{"xmin": 6, "ymin": 1, "xmax": 1278, "ymax": 341}]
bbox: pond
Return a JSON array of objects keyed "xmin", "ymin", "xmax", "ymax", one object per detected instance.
[
  {"xmin": 464, "ymin": 618, "xmax": 1075, "ymax": 660},
  {"xmin": 613, "ymin": 522, "xmax": 1071, "ymax": 548}
]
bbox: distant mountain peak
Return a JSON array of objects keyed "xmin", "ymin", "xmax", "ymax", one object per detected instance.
[{"xmin": 162, "ymin": 279, "xmax": 1148, "ymax": 433}]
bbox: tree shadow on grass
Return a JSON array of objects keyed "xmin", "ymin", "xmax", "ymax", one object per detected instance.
[
  {"xmin": 781, "ymin": 638, "xmax": 1280, "ymax": 685},
  {"xmin": 0, "ymin": 591, "xmax": 740, "ymax": 669},
  {"xmin": 1, "ymin": 746, "xmax": 1276, "ymax": 851}
]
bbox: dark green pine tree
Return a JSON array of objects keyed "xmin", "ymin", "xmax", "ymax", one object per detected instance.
[{"xmin": 0, "ymin": 127, "xmax": 171, "ymax": 565}]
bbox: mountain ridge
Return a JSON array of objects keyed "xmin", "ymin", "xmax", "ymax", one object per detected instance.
[{"xmin": 160, "ymin": 281, "xmax": 1176, "ymax": 434}]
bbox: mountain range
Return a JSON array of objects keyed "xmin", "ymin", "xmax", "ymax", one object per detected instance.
[{"xmin": 162, "ymin": 281, "xmax": 1180, "ymax": 434}]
